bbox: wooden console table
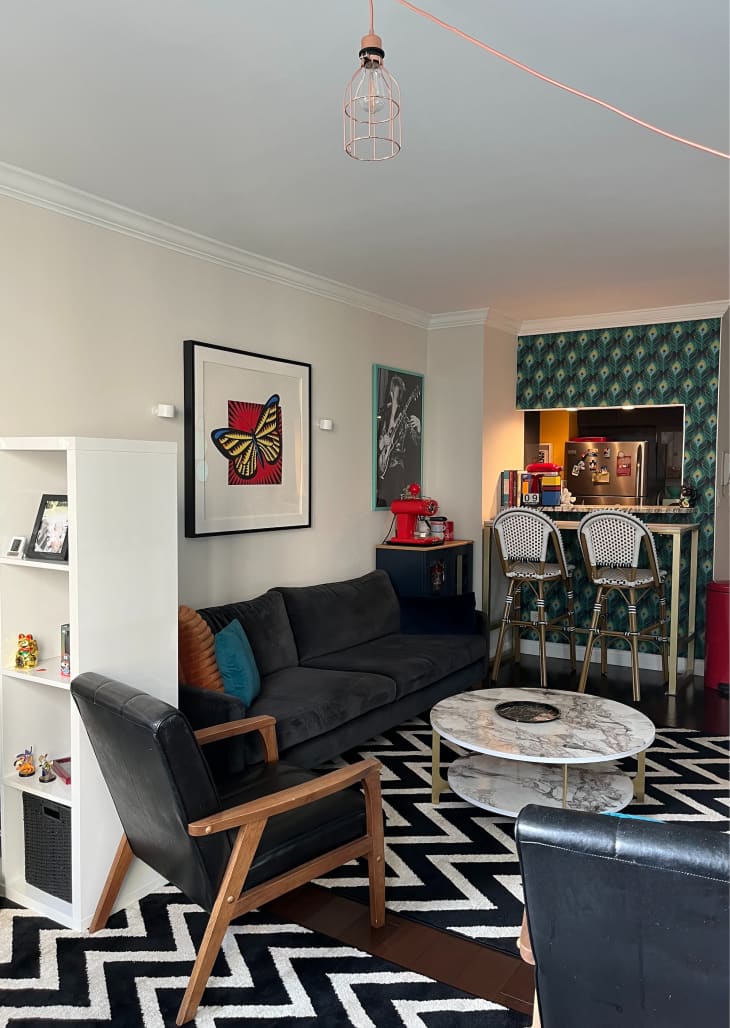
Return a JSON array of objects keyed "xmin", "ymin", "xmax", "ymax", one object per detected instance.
[{"xmin": 482, "ymin": 518, "xmax": 699, "ymax": 695}]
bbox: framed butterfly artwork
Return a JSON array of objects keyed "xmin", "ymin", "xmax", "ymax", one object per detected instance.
[{"xmin": 183, "ymin": 340, "xmax": 311, "ymax": 537}]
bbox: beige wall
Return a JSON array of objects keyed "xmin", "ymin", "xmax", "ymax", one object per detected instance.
[
  {"xmin": 0, "ymin": 196, "xmax": 432, "ymax": 607},
  {"xmin": 424, "ymin": 323, "xmax": 485, "ymax": 602},
  {"xmin": 714, "ymin": 307, "xmax": 730, "ymax": 579},
  {"xmin": 482, "ymin": 322, "xmax": 523, "ymax": 519}
]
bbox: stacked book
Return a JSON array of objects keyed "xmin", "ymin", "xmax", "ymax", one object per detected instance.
[
  {"xmin": 500, "ymin": 469, "xmax": 516, "ymax": 507},
  {"xmin": 500, "ymin": 470, "xmax": 540, "ymax": 507},
  {"xmin": 500, "ymin": 470, "xmax": 562, "ymax": 507}
]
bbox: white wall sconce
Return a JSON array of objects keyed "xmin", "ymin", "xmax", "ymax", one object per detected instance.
[
  {"xmin": 153, "ymin": 404, "xmax": 176, "ymax": 419},
  {"xmin": 317, "ymin": 418, "xmax": 334, "ymax": 431}
]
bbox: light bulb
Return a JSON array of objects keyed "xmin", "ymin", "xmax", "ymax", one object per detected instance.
[{"xmin": 355, "ymin": 65, "xmax": 386, "ymax": 118}]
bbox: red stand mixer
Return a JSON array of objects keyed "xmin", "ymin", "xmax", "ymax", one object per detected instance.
[{"xmin": 388, "ymin": 484, "xmax": 440, "ymax": 546}]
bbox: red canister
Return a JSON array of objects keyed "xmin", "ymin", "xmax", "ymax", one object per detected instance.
[
  {"xmin": 704, "ymin": 580, "xmax": 729, "ymax": 691},
  {"xmin": 444, "ymin": 520, "xmax": 454, "ymax": 541}
]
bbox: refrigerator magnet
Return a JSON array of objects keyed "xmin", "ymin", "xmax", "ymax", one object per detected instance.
[{"xmin": 617, "ymin": 456, "xmax": 632, "ymax": 476}]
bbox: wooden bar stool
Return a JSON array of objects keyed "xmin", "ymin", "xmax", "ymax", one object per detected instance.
[
  {"xmin": 577, "ymin": 510, "xmax": 668, "ymax": 701},
  {"xmin": 491, "ymin": 508, "xmax": 577, "ymax": 689}
]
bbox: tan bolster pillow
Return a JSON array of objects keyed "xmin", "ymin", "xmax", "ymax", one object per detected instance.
[{"xmin": 178, "ymin": 604, "xmax": 224, "ymax": 691}]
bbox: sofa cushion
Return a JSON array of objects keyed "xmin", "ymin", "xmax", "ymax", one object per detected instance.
[
  {"xmin": 274, "ymin": 570, "xmax": 401, "ymax": 662},
  {"xmin": 178, "ymin": 605, "xmax": 224, "ymax": 691},
  {"xmin": 214, "ymin": 619, "xmax": 261, "ymax": 705},
  {"xmin": 246, "ymin": 666, "xmax": 396, "ymax": 755},
  {"xmin": 399, "ymin": 592, "xmax": 478, "ymax": 635},
  {"xmin": 301, "ymin": 632, "xmax": 487, "ymax": 699},
  {"xmin": 197, "ymin": 591, "xmax": 298, "ymax": 676}
]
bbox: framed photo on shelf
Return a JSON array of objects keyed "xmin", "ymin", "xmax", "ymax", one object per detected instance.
[
  {"xmin": 537, "ymin": 442, "xmax": 553, "ymax": 464},
  {"xmin": 372, "ymin": 364, "xmax": 424, "ymax": 510},
  {"xmin": 184, "ymin": 339, "xmax": 311, "ymax": 537},
  {"xmin": 5, "ymin": 535, "xmax": 26, "ymax": 559},
  {"xmin": 26, "ymin": 494, "xmax": 69, "ymax": 562}
]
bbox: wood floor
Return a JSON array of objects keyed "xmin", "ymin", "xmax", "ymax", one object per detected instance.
[{"xmin": 268, "ymin": 658, "xmax": 728, "ymax": 1015}]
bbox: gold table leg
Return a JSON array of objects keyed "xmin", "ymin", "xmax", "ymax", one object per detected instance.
[
  {"xmin": 686, "ymin": 528, "xmax": 698, "ymax": 679},
  {"xmin": 562, "ymin": 764, "xmax": 568, "ymax": 808},
  {"xmin": 431, "ymin": 730, "xmax": 450, "ymax": 804},
  {"xmin": 633, "ymin": 750, "xmax": 647, "ymax": 801}
]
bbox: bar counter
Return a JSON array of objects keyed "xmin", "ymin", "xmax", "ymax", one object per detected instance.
[
  {"xmin": 483, "ymin": 507, "xmax": 699, "ymax": 695},
  {"xmin": 538, "ymin": 504, "xmax": 697, "ymax": 515}
]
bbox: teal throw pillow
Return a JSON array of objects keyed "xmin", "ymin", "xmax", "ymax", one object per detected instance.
[{"xmin": 214, "ymin": 619, "xmax": 261, "ymax": 706}]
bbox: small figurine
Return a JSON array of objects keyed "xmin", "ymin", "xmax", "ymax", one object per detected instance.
[
  {"xmin": 15, "ymin": 633, "xmax": 39, "ymax": 670},
  {"xmin": 679, "ymin": 484, "xmax": 696, "ymax": 509},
  {"xmin": 14, "ymin": 747, "xmax": 35, "ymax": 777},
  {"xmin": 38, "ymin": 753, "xmax": 56, "ymax": 783}
]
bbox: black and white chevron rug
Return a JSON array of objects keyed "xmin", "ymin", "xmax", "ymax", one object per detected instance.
[
  {"xmin": 1, "ymin": 724, "xmax": 726, "ymax": 1027},
  {"xmin": 319, "ymin": 722, "xmax": 730, "ymax": 953},
  {"xmin": 0, "ymin": 896, "xmax": 528, "ymax": 1027}
]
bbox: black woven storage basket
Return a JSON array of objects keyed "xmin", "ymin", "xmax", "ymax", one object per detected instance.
[{"xmin": 22, "ymin": 792, "xmax": 72, "ymax": 901}]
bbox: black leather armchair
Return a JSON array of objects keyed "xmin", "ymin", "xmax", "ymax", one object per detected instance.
[
  {"xmin": 71, "ymin": 673, "xmax": 385, "ymax": 1026},
  {"xmin": 515, "ymin": 804, "xmax": 730, "ymax": 1028}
]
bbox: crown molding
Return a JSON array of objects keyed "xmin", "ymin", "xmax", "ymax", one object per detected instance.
[
  {"xmin": 428, "ymin": 308, "xmax": 488, "ymax": 330},
  {"xmin": 484, "ymin": 309, "xmax": 521, "ymax": 335},
  {"xmin": 427, "ymin": 308, "xmax": 520, "ymax": 334},
  {"xmin": 519, "ymin": 301, "xmax": 730, "ymax": 337},
  {"xmin": 0, "ymin": 161, "xmax": 431, "ymax": 330},
  {"xmin": 5, "ymin": 162, "xmax": 723, "ymax": 339}
]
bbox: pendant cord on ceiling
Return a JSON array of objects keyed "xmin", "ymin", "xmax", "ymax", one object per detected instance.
[{"xmin": 396, "ymin": 0, "xmax": 730, "ymax": 161}]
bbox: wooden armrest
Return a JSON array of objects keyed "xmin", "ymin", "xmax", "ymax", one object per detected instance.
[
  {"xmin": 188, "ymin": 757, "xmax": 381, "ymax": 837},
  {"xmin": 194, "ymin": 715, "xmax": 278, "ymax": 761},
  {"xmin": 518, "ymin": 909, "xmax": 535, "ymax": 965}
]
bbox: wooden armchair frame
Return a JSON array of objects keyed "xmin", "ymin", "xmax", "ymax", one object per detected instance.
[{"xmin": 90, "ymin": 714, "xmax": 385, "ymax": 1025}]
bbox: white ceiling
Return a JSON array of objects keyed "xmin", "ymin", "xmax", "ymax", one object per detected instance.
[{"xmin": 1, "ymin": 0, "xmax": 728, "ymax": 320}]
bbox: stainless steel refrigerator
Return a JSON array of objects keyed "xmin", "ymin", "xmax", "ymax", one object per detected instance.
[{"xmin": 564, "ymin": 440, "xmax": 651, "ymax": 506}]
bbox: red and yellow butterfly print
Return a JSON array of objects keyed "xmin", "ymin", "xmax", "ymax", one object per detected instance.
[{"xmin": 211, "ymin": 394, "xmax": 283, "ymax": 485}]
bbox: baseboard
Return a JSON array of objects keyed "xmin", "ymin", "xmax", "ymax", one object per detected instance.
[{"xmin": 512, "ymin": 639, "xmax": 704, "ymax": 677}]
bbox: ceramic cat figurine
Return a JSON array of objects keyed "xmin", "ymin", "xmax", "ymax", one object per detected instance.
[{"xmin": 15, "ymin": 633, "xmax": 39, "ymax": 669}]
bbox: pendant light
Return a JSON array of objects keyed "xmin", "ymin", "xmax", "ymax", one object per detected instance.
[{"xmin": 344, "ymin": 1, "xmax": 401, "ymax": 161}]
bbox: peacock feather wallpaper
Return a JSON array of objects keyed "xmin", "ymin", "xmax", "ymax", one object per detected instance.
[{"xmin": 516, "ymin": 318, "xmax": 721, "ymax": 660}]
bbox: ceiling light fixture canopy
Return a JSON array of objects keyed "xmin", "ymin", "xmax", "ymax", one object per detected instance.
[{"xmin": 344, "ymin": 1, "xmax": 401, "ymax": 161}]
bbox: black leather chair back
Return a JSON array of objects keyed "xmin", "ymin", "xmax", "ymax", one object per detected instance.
[
  {"xmin": 72, "ymin": 672, "xmax": 231, "ymax": 912},
  {"xmin": 516, "ymin": 804, "xmax": 730, "ymax": 1028}
]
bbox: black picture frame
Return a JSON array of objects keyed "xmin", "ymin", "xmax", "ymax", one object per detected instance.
[
  {"xmin": 372, "ymin": 364, "xmax": 424, "ymax": 510},
  {"xmin": 26, "ymin": 494, "xmax": 69, "ymax": 562},
  {"xmin": 183, "ymin": 339, "xmax": 312, "ymax": 537}
]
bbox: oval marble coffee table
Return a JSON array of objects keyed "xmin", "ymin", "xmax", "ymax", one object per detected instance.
[{"xmin": 430, "ymin": 687, "xmax": 655, "ymax": 816}]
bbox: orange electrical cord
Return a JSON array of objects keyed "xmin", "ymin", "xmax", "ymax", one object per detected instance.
[{"xmin": 395, "ymin": 0, "xmax": 730, "ymax": 160}]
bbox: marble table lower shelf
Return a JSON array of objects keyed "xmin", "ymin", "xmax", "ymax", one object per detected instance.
[{"xmin": 448, "ymin": 753, "xmax": 635, "ymax": 817}]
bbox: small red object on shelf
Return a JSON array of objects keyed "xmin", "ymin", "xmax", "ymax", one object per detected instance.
[{"xmin": 52, "ymin": 757, "xmax": 71, "ymax": 784}]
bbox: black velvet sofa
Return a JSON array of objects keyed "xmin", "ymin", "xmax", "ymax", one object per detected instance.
[{"xmin": 179, "ymin": 569, "xmax": 487, "ymax": 772}]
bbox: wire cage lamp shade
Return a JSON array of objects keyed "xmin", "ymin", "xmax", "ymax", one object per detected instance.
[{"xmin": 344, "ymin": 31, "xmax": 401, "ymax": 161}]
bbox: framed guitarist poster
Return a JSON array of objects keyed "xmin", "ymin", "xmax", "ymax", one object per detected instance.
[
  {"xmin": 184, "ymin": 339, "xmax": 311, "ymax": 536},
  {"xmin": 372, "ymin": 364, "xmax": 424, "ymax": 510}
]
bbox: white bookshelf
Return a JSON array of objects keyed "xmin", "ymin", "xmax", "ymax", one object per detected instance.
[{"xmin": 0, "ymin": 437, "xmax": 178, "ymax": 929}]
